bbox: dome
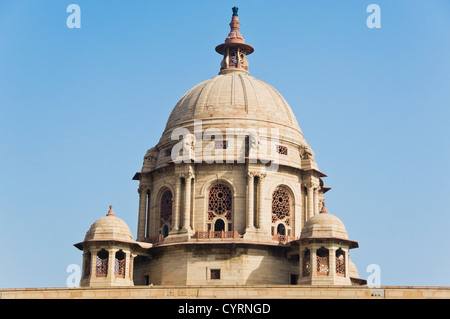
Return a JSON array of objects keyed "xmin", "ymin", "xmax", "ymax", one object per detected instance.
[
  {"xmin": 300, "ymin": 207, "xmax": 349, "ymax": 240},
  {"xmin": 164, "ymin": 70, "xmax": 302, "ymax": 134},
  {"xmin": 144, "ymin": 8, "xmax": 315, "ymax": 173},
  {"xmin": 84, "ymin": 206, "xmax": 134, "ymax": 243}
]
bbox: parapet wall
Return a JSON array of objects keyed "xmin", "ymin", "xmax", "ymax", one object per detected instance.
[{"xmin": 1, "ymin": 285, "xmax": 450, "ymax": 299}]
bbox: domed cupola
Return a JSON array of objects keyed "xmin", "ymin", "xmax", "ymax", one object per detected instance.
[
  {"xmin": 298, "ymin": 202, "xmax": 361, "ymax": 285},
  {"xmin": 215, "ymin": 6, "xmax": 254, "ymax": 74},
  {"xmin": 74, "ymin": 206, "xmax": 145, "ymax": 287}
]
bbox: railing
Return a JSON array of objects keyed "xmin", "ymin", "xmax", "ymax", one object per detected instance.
[
  {"xmin": 272, "ymin": 234, "xmax": 298, "ymax": 244},
  {"xmin": 191, "ymin": 230, "xmax": 242, "ymax": 240}
]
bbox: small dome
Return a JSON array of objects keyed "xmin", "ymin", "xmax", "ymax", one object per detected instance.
[
  {"xmin": 84, "ymin": 206, "xmax": 134, "ymax": 243},
  {"xmin": 300, "ymin": 206, "xmax": 349, "ymax": 240}
]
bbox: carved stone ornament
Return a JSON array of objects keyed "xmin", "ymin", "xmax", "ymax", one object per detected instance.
[
  {"xmin": 300, "ymin": 145, "xmax": 315, "ymax": 161},
  {"xmin": 138, "ymin": 184, "xmax": 151, "ymax": 195},
  {"xmin": 143, "ymin": 147, "xmax": 158, "ymax": 166},
  {"xmin": 249, "ymin": 133, "xmax": 260, "ymax": 154},
  {"xmin": 183, "ymin": 134, "xmax": 196, "ymax": 158}
]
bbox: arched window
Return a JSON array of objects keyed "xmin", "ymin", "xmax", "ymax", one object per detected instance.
[
  {"xmin": 114, "ymin": 250, "xmax": 126, "ymax": 278},
  {"xmin": 316, "ymin": 247, "xmax": 329, "ymax": 276},
  {"xmin": 336, "ymin": 249, "xmax": 346, "ymax": 277},
  {"xmin": 214, "ymin": 219, "xmax": 225, "ymax": 231},
  {"xmin": 277, "ymin": 223, "xmax": 286, "ymax": 235},
  {"xmin": 160, "ymin": 190, "xmax": 173, "ymax": 232},
  {"xmin": 271, "ymin": 187, "xmax": 291, "ymax": 236},
  {"xmin": 302, "ymin": 249, "xmax": 311, "ymax": 277},
  {"xmin": 207, "ymin": 183, "xmax": 232, "ymax": 231},
  {"xmin": 162, "ymin": 224, "xmax": 169, "ymax": 238},
  {"xmin": 96, "ymin": 249, "xmax": 108, "ymax": 277}
]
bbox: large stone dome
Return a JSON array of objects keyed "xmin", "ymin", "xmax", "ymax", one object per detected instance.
[
  {"xmin": 164, "ymin": 69, "xmax": 302, "ymax": 134},
  {"xmin": 156, "ymin": 68, "xmax": 308, "ymax": 158}
]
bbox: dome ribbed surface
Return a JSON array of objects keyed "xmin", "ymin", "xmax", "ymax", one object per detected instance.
[
  {"xmin": 84, "ymin": 214, "xmax": 134, "ymax": 242},
  {"xmin": 164, "ymin": 70, "xmax": 302, "ymax": 133},
  {"xmin": 300, "ymin": 212, "xmax": 349, "ymax": 240}
]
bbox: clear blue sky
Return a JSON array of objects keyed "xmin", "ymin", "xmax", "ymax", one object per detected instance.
[{"xmin": 0, "ymin": 0, "xmax": 449, "ymax": 288}]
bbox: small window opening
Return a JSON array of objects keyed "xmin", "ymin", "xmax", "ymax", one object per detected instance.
[{"xmin": 210, "ymin": 269, "xmax": 221, "ymax": 280}]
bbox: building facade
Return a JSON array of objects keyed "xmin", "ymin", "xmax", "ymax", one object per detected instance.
[{"xmin": 74, "ymin": 7, "xmax": 366, "ymax": 287}]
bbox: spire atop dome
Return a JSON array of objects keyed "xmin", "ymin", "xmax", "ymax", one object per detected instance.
[
  {"xmin": 215, "ymin": 7, "xmax": 254, "ymax": 74},
  {"xmin": 107, "ymin": 205, "xmax": 115, "ymax": 216},
  {"xmin": 320, "ymin": 201, "xmax": 329, "ymax": 214}
]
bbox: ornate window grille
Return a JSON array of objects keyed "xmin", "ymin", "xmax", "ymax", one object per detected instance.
[
  {"xmin": 277, "ymin": 145, "xmax": 288, "ymax": 155},
  {"xmin": 228, "ymin": 48, "xmax": 238, "ymax": 68},
  {"xmin": 271, "ymin": 187, "xmax": 291, "ymax": 234},
  {"xmin": 160, "ymin": 190, "xmax": 173, "ymax": 226},
  {"xmin": 302, "ymin": 250, "xmax": 311, "ymax": 277},
  {"xmin": 207, "ymin": 184, "xmax": 232, "ymax": 230},
  {"xmin": 316, "ymin": 248, "xmax": 329, "ymax": 276},
  {"xmin": 336, "ymin": 250, "xmax": 345, "ymax": 277},
  {"xmin": 114, "ymin": 250, "xmax": 126, "ymax": 278},
  {"xmin": 96, "ymin": 250, "xmax": 108, "ymax": 277}
]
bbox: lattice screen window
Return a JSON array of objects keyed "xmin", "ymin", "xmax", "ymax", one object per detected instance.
[
  {"xmin": 208, "ymin": 184, "xmax": 232, "ymax": 220},
  {"xmin": 229, "ymin": 48, "xmax": 238, "ymax": 67},
  {"xmin": 114, "ymin": 250, "xmax": 126, "ymax": 278},
  {"xmin": 160, "ymin": 190, "xmax": 173, "ymax": 226},
  {"xmin": 277, "ymin": 145, "xmax": 288, "ymax": 155},
  {"xmin": 336, "ymin": 250, "xmax": 346, "ymax": 277},
  {"xmin": 96, "ymin": 249, "xmax": 108, "ymax": 277},
  {"xmin": 207, "ymin": 184, "xmax": 232, "ymax": 231},
  {"xmin": 316, "ymin": 248, "xmax": 329, "ymax": 276},
  {"xmin": 271, "ymin": 187, "xmax": 291, "ymax": 230},
  {"xmin": 302, "ymin": 250, "xmax": 311, "ymax": 277}
]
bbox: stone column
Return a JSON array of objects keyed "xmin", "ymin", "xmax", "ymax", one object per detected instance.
[
  {"xmin": 89, "ymin": 248, "xmax": 97, "ymax": 280},
  {"xmin": 182, "ymin": 174, "xmax": 193, "ymax": 231},
  {"xmin": 314, "ymin": 187, "xmax": 319, "ymax": 215},
  {"xmin": 137, "ymin": 184, "xmax": 148, "ymax": 241},
  {"xmin": 307, "ymin": 186, "xmax": 314, "ymax": 220},
  {"xmin": 145, "ymin": 190, "xmax": 151, "ymax": 239},
  {"xmin": 107, "ymin": 248, "xmax": 117, "ymax": 279},
  {"xmin": 298, "ymin": 248, "xmax": 304, "ymax": 280},
  {"xmin": 344, "ymin": 248, "xmax": 349, "ymax": 278},
  {"xmin": 311, "ymin": 245, "xmax": 317, "ymax": 278},
  {"xmin": 129, "ymin": 253, "xmax": 137, "ymax": 284},
  {"xmin": 246, "ymin": 172, "xmax": 255, "ymax": 231},
  {"xmin": 256, "ymin": 173, "xmax": 267, "ymax": 233},
  {"xmin": 329, "ymin": 246, "xmax": 337, "ymax": 279},
  {"xmin": 172, "ymin": 177, "xmax": 182, "ymax": 232}
]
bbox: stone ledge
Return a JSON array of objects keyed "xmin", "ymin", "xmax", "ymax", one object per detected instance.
[{"xmin": 1, "ymin": 285, "xmax": 449, "ymax": 299}]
